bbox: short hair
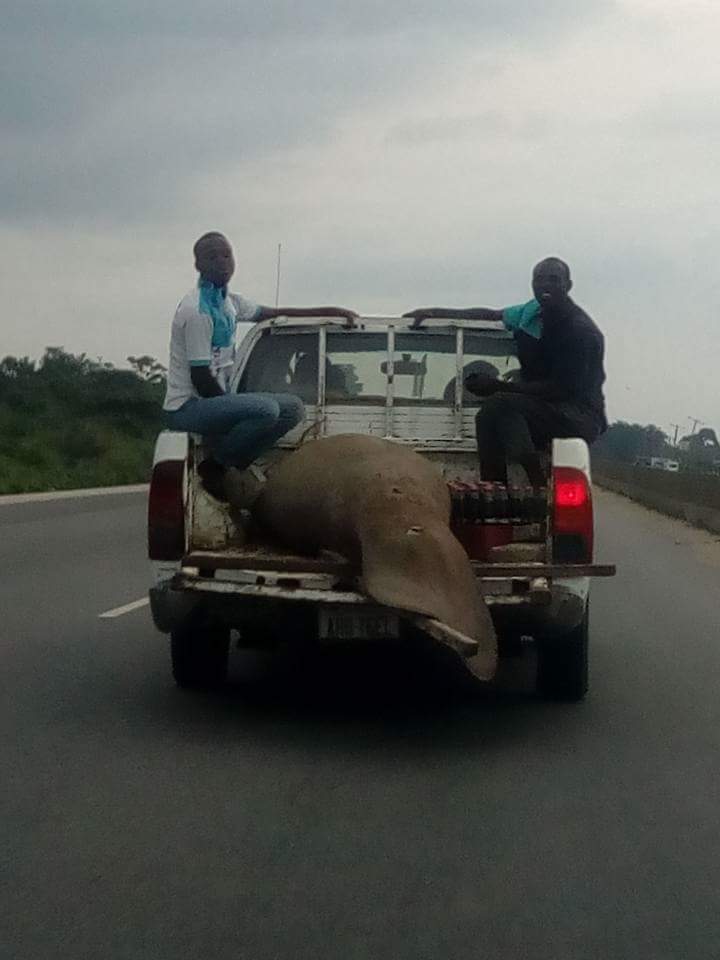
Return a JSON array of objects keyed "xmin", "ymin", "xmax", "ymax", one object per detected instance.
[
  {"xmin": 534, "ymin": 256, "xmax": 571, "ymax": 283},
  {"xmin": 193, "ymin": 232, "xmax": 229, "ymax": 258}
]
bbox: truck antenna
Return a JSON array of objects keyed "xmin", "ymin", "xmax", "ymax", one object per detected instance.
[{"xmin": 275, "ymin": 243, "xmax": 282, "ymax": 307}]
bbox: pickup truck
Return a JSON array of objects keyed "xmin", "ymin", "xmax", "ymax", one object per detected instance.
[{"xmin": 148, "ymin": 315, "xmax": 614, "ymax": 700}]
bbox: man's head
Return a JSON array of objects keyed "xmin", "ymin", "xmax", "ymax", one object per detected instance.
[
  {"xmin": 532, "ymin": 257, "xmax": 572, "ymax": 310},
  {"xmin": 194, "ymin": 232, "xmax": 235, "ymax": 287}
]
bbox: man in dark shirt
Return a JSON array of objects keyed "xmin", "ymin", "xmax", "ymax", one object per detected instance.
[{"xmin": 403, "ymin": 258, "xmax": 607, "ymax": 485}]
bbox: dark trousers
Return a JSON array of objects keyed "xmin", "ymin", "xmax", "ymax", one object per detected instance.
[{"xmin": 475, "ymin": 394, "xmax": 600, "ymax": 485}]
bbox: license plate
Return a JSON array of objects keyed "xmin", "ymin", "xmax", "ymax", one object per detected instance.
[{"xmin": 319, "ymin": 608, "xmax": 400, "ymax": 642}]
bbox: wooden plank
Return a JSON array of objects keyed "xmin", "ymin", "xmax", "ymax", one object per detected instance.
[
  {"xmin": 472, "ymin": 562, "xmax": 616, "ymax": 578},
  {"xmin": 183, "ymin": 548, "xmax": 352, "ymax": 575},
  {"xmin": 528, "ymin": 577, "xmax": 552, "ymax": 605},
  {"xmin": 185, "ymin": 550, "xmax": 614, "ymax": 579},
  {"xmin": 488, "ymin": 542, "xmax": 545, "ymax": 562},
  {"xmin": 175, "ymin": 575, "xmax": 365, "ymax": 605},
  {"xmin": 410, "ymin": 616, "xmax": 479, "ymax": 658}
]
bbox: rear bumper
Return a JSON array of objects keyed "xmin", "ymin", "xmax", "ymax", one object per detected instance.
[
  {"xmin": 150, "ymin": 571, "xmax": 590, "ymax": 639},
  {"xmin": 149, "ymin": 584, "xmax": 199, "ymax": 633},
  {"xmin": 490, "ymin": 577, "xmax": 589, "ymax": 638}
]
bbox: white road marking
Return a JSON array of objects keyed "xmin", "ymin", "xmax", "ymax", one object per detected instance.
[
  {"xmin": 0, "ymin": 484, "xmax": 148, "ymax": 507},
  {"xmin": 99, "ymin": 597, "xmax": 150, "ymax": 619}
]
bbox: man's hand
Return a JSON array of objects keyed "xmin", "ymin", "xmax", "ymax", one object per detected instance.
[
  {"xmin": 340, "ymin": 309, "xmax": 359, "ymax": 329},
  {"xmin": 402, "ymin": 308, "xmax": 434, "ymax": 330},
  {"xmin": 464, "ymin": 372, "xmax": 503, "ymax": 397}
]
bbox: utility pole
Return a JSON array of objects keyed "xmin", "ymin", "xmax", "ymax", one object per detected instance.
[
  {"xmin": 275, "ymin": 243, "xmax": 282, "ymax": 307},
  {"xmin": 670, "ymin": 423, "xmax": 681, "ymax": 446},
  {"xmin": 688, "ymin": 416, "xmax": 703, "ymax": 435}
]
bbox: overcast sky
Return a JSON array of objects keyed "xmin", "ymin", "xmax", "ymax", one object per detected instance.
[{"xmin": 2, "ymin": 0, "xmax": 719, "ymax": 432}]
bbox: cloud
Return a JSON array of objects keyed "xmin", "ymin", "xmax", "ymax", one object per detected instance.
[
  {"xmin": 3, "ymin": 0, "xmax": 720, "ymax": 431},
  {"xmin": 385, "ymin": 109, "xmax": 559, "ymax": 146},
  {"xmin": 3, "ymin": 1, "xmax": 608, "ymax": 42},
  {"xmin": 1, "ymin": 0, "xmax": 611, "ymax": 224},
  {"xmin": 621, "ymin": 95, "xmax": 720, "ymax": 139}
]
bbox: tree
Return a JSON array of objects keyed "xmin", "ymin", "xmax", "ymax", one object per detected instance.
[
  {"xmin": 128, "ymin": 355, "xmax": 167, "ymax": 384},
  {"xmin": 0, "ymin": 347, "xmax": 164, "ymax": 494},
  {"xmin": 594, "ymin": 421, "xmax": 672, "ymax": 463},
  {"xmin": 0, "ymin": 357, "xmax": 36, "ymax": 405},
  {"xmin": 0, "ymin": 356, "xmax": 35, "ymax": 380},
  {"xmin": 678, "ymin": 427, "xmax": 720, "ymax": 472}
]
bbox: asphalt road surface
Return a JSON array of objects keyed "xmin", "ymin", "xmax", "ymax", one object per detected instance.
[{"xmin": 2, "ymin": 488, "xmax": 720, "ymax": 959}]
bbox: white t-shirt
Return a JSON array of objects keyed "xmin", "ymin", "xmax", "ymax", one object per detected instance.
[{"xmin": 163, "ymin": 286, "xmax": 260, "ymax": 411}]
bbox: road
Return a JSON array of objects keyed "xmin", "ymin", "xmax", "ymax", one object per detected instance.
[{"xmin": 2, "ymin": 487, "xmax": 720, "ymax": 960}]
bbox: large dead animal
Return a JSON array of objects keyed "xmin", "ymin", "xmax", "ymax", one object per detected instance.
[{"xmin": 250, "ymin": 434, "xmax": 497, "ymax": 680}]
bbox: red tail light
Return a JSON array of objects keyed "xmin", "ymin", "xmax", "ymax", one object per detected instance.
[
  {"xmin": 553, "ymin": 467, "xmax": 593, "ymax": 563},
  {"xmin": 148, "ymin": 460, "xmax": 186, "ymax": 561},
  {"xmin": 555, "ymin": 478, "xmax": 588, "ymax": 509}
]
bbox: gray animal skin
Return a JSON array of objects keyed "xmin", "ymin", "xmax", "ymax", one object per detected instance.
[{"xmin": 251, "ymin": 434, "xmax": 497, "ymax": 680}]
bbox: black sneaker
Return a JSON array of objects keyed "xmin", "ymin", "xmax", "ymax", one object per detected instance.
[
  {"xmin": 223, "ymin": 465, "xmax": 266, "ymax": 509},
  {"xmin": 197, "ymin": 458, "xmax": 229, "ymax": 501}
]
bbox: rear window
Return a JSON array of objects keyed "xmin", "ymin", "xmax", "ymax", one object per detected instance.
[
  {"xmin": 239, "ymin": 328, "xmax": 519, "ymax": 406},
  {"xmin": 238, "ymin": 330, "xmax": 319, "ymax": 403}
]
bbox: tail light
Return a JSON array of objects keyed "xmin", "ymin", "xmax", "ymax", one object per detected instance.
[
  {"xmin": 552, "ymin": 467, "xmax": 593, "ymax": 563},
  {"xmin": 148, "ymin": 460, "xmax": 186, "ymax": 560}
]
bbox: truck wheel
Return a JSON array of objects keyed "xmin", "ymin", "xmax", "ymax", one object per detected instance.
[
  {"xmin": 171, "ymin": 613, "xmax": 230, "ymax": 689},
  {"xmin": 536, "ymin": 605, "xmax": 589, "ymax": 702}
]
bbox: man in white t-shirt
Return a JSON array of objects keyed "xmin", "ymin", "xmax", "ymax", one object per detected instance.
[{"xmin": 164, "ymin": 232, "xmax": 357, "ymax": 499}]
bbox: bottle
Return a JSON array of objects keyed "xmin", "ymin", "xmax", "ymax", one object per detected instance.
[{"xmin": 492, "ymin": 483, "xmax": 509, "ymax": 520}]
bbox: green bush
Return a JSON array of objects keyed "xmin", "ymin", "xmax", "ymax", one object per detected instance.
[{"xmin": 0, "ymin": 348, "xmax": 165, "ymax": 494}]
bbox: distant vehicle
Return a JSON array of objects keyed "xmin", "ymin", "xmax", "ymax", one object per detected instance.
[
  {"xmin": 635, "ymin": 456, "xmax": 679, "ymax": 472},
  {"xmin": 678, "ymin": 428, "xmax": 720, "ymax": 474},
  {"xmin": 148, "ymin": 315, "xmax": 615, "ymax": 702}
]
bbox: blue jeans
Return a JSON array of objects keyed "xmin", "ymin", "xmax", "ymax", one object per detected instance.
[{"xmin": 165, "ymin": 393, "xmax": 305, "ymax": 469}]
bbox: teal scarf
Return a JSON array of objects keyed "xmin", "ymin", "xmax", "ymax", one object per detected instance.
[
  {"xmin": 502, "ymin": 299, "xmax": 542, "ymax": 339},
  {"xmin": 198, "ymin": 279, "xmax": 235, "ymax": 348}
]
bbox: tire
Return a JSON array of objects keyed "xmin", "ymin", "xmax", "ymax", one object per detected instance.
[
  {"xmin": 537, "ymin": 604, "xmax": 589, "ymax": 701},
  {"xmin": 171, "ymin": 612, "xmax": 230, "ymax": 689}
]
